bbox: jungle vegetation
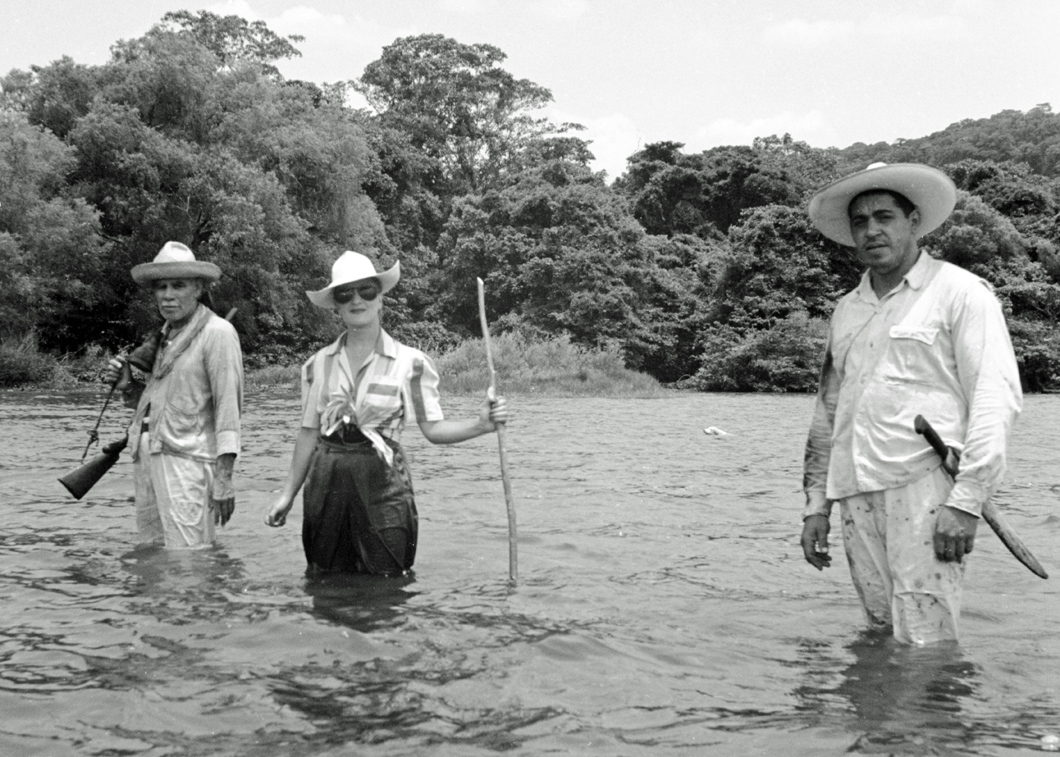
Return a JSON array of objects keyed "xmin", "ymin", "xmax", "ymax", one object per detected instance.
[{"xmin": 3, "ymin": 11, "xmax": 1059, "ymax": 391}]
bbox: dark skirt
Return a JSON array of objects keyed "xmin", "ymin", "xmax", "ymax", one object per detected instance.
[{"xmin": 301, "ymin": 435, "xmax": 418, "ymax": 576}]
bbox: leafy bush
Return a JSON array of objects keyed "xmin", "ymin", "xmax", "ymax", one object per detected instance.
[
  {"xmin": 686, "ymin": 313, "xmax": 827, "ymax": 392},
  {"xmin": 1008, "ymin": 318, "xmax": 1060, "ymax": 392}
]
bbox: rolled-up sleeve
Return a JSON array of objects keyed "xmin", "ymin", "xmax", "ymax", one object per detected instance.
[
  {"xmin": 803, "ymin": 337, "xmax": 838, "ymax": 520},
  {"xmin": 406, "ymin": 354, "xmax": 444, "ymax": 423},
  {"xmin": 205, "ymin": 322, "xmax": 244, "ymax": 457},
  {"xmin": 947, "ymin": 283, "xmax": 1022, "ymax": 516},
  {"xmin": 299, "ymin": 356, "xmax": 323, "ymax": 431}
]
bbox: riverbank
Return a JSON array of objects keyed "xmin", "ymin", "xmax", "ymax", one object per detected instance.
[
  {"xmin": 245, "ymin": 332, "xmax": 669, "ymax": 397},
  {"xmin": 0, "ymin": 334, "xmax": 105, "ymax": 389},
  {"xmin": 1, "ymin": 332, "xmax": 669, "ymax": 398}
]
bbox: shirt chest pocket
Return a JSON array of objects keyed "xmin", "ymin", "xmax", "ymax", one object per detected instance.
[
  {"xmin": 164, "ymin": 365, "xmax": 209, "ymax": 415},
  {"xmin": 889, "ymin": 326, "xmax": 938, "ymax": 345},
  {"xmin": 882, "ymin": 326, "xmax": 941, "ymax": 383},
  {"xmin": 362, "ymin": 376, "xmax": 405, "ymax": 415}
]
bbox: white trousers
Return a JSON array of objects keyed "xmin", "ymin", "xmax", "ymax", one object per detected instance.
[
  {"xmin": 839, "ymin": 466, "xmax": 967, "ymax": 645},
  {"xmin": 134, "ymin": 433, "xmax": 215, "ymax": 549}
]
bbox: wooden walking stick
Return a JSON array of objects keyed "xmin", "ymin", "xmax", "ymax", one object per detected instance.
[{"xmin": 477, "ymin": 277, "xmax": 517, "ymax": 583}]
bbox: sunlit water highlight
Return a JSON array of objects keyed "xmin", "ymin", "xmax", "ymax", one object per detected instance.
[{"xmin": 1, "ymin": 389, "xmax": 1058, "ymax": 755}]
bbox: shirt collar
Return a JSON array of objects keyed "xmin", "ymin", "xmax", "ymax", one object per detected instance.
[
  {"xmin": 161, "ymin": 302, "xmax": 207, "ymax": 338},
  {"xmin": 855, "ymin": 250, "xmax": 938, "ymax": 302},
  {"xmin": 378, "ymin": 329, "xmax": 398, "ymax": 358},
  {"xmin": 325, "ymin": 328, "xmax": 396, "ymax": 358},
  {"xmin": 903, "ymin": 251, "xmax": 938, "ymax": 290}
]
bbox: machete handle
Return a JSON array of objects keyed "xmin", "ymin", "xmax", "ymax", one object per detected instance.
[
  {"xmin": 914, "ymin": 414, "xmax": 960, "ymax": 476},
  {"xmin": 914, "ymin": 414, "xmax": 947, "ymax": 458}
]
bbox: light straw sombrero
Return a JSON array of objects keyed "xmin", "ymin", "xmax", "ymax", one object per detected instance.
[
  {"xmin": 808, "ymin": 162, "xmax": 957, "ymax": 247},
  {"xmin": 131, "ymin": 242, "xmax": 221, "ymax": 283}
]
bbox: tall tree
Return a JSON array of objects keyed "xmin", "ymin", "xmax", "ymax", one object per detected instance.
[
  {"xmin": 0, "ymin": 110, "xmax": 106, "ymax": 348},
  {"xmin": 158, "ymin": 10, "xmax": 304, "ymax": 76},
  {"xmin": 1, "ymin": 19, "xmax": 381, "ymax": 361},
  {"xmin": 356, "ymin": 34, "xmax": 585, "ymax": 195}
]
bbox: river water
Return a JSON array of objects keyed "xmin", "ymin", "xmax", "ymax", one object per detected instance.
[{"xmin": 1, "ymin": 389, "xmax": 1058, "ymax": 756}]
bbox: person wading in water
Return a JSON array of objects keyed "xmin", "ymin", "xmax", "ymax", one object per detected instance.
[
  {"xmin": 265, "ymin": 251, "xmax": 510, "ymax": 575},
  {"xmin": 800, "ymin": 163, "xmax": 1022, "ymax": 644},
  {"xmin": 105, "ymin": 241, "xmax": 244, "ymax": 548}
]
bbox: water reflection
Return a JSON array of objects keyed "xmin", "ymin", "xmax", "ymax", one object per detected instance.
[
  {"xmin": 3, "ymin": 391, "xmax": 1058, "ymax": 755},
  {"xmin": 121, "ymin": 544, "xmax": 250, "ymax": 623},
  {"xmin": 305, "ymin": 571, "xmax": 417, "ymax": 633},
  {"xmin": 796, "ymin": 632, "xmax": 980, "ymax": 754}
]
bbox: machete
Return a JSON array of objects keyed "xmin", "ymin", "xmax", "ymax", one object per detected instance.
[{"xmin": 914, "ymin": 414, "xmax": 1047, "ymax": 579}]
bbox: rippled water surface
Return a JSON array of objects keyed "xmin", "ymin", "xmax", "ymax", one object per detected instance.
[{"xmin": 2, "ymin": 389, "xmax": 1058, "ymax": 756}]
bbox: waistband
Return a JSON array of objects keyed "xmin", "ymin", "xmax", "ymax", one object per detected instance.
[
  {"xmin": 318, "ymin": 435, "xmax": 374, "ymax": 453},
  {"xmin": 317, "ymin": 432, "xmax": 400, "ymax": 455}
]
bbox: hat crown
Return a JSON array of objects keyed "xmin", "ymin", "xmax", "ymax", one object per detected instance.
[
  {"xmin": 154, "ymin": 241, "xmax": 196, "ymax": 264},
  {"xmin": 331, "ymin": 251, "xmax": 379, "ymax": 284}
]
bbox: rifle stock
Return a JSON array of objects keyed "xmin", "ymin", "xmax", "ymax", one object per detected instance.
[{"xmin": 59, "ymin": 436, "xmax": 128, "ymax": 500}]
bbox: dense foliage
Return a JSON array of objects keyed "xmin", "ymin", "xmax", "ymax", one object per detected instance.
[{"xmin": 3, "ymin": 12, "xmax": 1059, "ymax": 391}]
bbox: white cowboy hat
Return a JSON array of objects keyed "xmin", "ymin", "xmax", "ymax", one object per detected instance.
[
  {"xmin": 131, "ymin": 241, "xmax": 222, "ymax": 284},
  {"xmin": 807, "ymin": 162, "xmax": 957, "ymax": 247},
  {"xmin": 306, "ymin": 251, "xmax": 401, "ymax": 309}
]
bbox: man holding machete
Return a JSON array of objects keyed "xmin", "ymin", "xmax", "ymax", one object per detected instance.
[{"xmin": 800, "ymin": 162, "xmax": 1023, "ymax": 644}]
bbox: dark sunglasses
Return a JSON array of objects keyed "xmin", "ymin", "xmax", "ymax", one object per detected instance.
[{"xmin": 332, "ymin": 283, "xmax": 381, "ymax": 304}]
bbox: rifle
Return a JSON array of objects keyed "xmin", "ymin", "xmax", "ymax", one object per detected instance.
[
  {"xmin": 58, "ymin": 307, "xmax": 237, "ymax": 500},
  {"xmin": 914, "ymin": 414, "xmax": 1047, "ymax": 579},
  {"xmin": 56, "ymin": 329, "xmax": 155, "ymax": 500}
]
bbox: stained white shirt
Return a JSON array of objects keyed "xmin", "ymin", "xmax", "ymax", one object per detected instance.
[{"xmin": 803, "ymin": 252, "xmax": 1022, "ymax": 519}]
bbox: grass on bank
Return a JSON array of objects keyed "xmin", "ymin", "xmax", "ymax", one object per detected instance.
[
  {"xmin": 435, "ymin": 332, "xmax": 667, "ymax": 397},
  {"xmin": 244, "ymin": 332, "xmax": 668, "ymax": 397},
  {"xmin": 2, "ymin": 332, "xmax": 668, "ymax": 398},
  {"xmin": 0, "ymin": 334, "xmax": 108, "ymax": 389}
]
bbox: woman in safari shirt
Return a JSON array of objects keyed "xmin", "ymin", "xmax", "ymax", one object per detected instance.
[{"xmin": 265, "ymin": 251, "xmax": 509, "ymax": 575}]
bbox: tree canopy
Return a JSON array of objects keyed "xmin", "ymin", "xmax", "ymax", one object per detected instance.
[{"xmin": 3, "ymin": 14, "xmax": 1059, "ymax": 391}]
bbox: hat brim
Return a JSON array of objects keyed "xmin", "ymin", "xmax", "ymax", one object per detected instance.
[
  {"xmin": 131, "ymin": 261, "xmax": 221, "ymax": 284},
  {"xmin": 306, "ymin": 261, "xmax": 400, "ymax": 309},
  {"xmin": 808, "ymin": 163, "xmax": 957, "ymax": 247}
]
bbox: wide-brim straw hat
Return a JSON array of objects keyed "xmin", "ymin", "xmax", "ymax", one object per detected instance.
[
  {"xmin": 306, "ymin": 251, "xmax": 400, "ymax": 309},
  {"xmin": 131, "ymin": 241, "xmax": 222, "ymax": 284},
  {"xmin": 808, "ymin": 162, "xmax": 957, "ymax": 247}
]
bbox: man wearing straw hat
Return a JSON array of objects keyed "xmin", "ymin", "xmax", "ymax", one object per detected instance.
[
  {"xmin": 800, "ymin": 163, "xmax": 1022, "ymax": 644},
  {"xmin": 104, "ymin": 242, "xmax": 244, "ymax": 548}
]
